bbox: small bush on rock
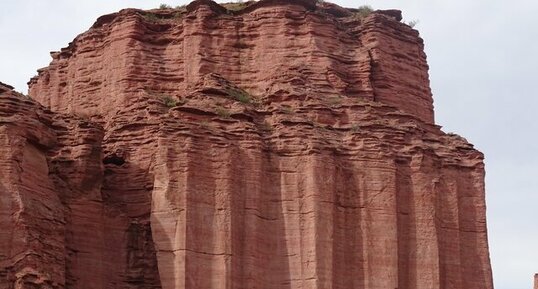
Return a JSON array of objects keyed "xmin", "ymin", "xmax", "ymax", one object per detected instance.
[
  {"xmin": 162, "ymin": 95, "xmax": 178, "ymax": 108},
  {"xmin": 407, "ymin": 20, "xmax": 419, "ymax": 28},
  {"xmin": 143, "ymin": 13, "xmax": 162, "ymax": 22},
  {"xmin": 226, "ymin": 88, "xmax": 251, "ymax": 104},
  {"xmin": 355, "ymin": 5, "xmax": 374, "ymax": 20}
]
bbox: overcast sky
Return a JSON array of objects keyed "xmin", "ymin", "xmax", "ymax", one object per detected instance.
[{"xmin": 1, "ymin": 1, "xmax": 536, "ymax": 288}]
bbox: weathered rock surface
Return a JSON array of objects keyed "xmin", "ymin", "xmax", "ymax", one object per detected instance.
[
  {"xmin": 1, "ymin": 0, "xmax": 493, "ymax": 288},
  {"xmin": 28, "ymin": 0, "xmax": 433, "ymax": 124}
]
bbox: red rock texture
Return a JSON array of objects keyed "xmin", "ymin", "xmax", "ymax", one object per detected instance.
[
  {"xmin": 28, "ymin": 0, "xmax": 433, "ymax": 124},
  {"xmin": 535, "ymin": 274, "xmax": 538, "ymax": 289},
  {"xmin": 0, "ymin": 0, "xmax": 493, "ymax": 288}
]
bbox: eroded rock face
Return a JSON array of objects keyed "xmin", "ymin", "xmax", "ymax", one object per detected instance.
[
  {"xmin": 1, "ymin": 0, "xmax": 493, "ymax": 288},
  {"xmin": 0, "ymin": 84, "xmax": 107, "ymax": 288},
  {"xmin": 28, "ymin": 0, "xmax": 433, "ymax": 124}
]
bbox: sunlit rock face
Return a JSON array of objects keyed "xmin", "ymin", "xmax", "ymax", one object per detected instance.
[{"xmin": 1, "ymin": 0, "xmax": 493, "ymax": 288}]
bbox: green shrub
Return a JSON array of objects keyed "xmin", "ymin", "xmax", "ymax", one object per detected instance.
[
  {"xmin": 144, "ymin": 89, "xmax": 181, "ymax": 108},
  {"xmin": 226, "ymin": 88, "xmax": 251, "ymax": 104},
  {"xmin": 355, "ymin": 5, "xmax": 374, "ymax": 20},
  {"xmin": 143, "ymin": 13, "xmax": 162, "ymax": 22},
  {"xmin": 223, "ymin": 1, "xmax": 247, "ymax": 11},
  {"xmin": 162, "ymin": 95, "xmax": 178, "ymax": 108},
  {"xmin": 159, "ymin": 4, "xmax": 172, "ymax": 9}
]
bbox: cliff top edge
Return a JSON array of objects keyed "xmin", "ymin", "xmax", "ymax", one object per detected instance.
[{"xmin": 89, "ymin": 0, "xmax": 403, "ymax": 29}]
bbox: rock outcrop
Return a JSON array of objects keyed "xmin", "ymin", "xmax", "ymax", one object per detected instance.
[{"xmin": 1, "ymin": 0, "xmax": 493, "ymax": 288}]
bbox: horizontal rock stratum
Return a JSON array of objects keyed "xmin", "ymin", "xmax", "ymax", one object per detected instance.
[{"xmin": 1, "ymin": 0, "xmax": 493, "ymax": 288}]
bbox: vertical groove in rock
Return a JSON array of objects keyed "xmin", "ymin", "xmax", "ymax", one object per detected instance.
[
  {"xmin": 409, "ymin": 153, "xmax": 441, "ymax": 288},
  {"xmin": 395, "ymin": 160, "xmax": 412, "ymax": 289}
]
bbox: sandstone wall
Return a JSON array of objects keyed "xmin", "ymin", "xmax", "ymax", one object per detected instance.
[
  {"xmin": 28, "ymin": 0, "xmax": 433, "ymax": 123},
  {"xmin": 0, "ymin": 0, "xmax": 493, "ymax": 288}
]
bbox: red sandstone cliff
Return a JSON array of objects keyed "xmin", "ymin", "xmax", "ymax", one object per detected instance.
[{"xmin": 1, "ymin": 0, "xmax": 492, "ymax": 288}]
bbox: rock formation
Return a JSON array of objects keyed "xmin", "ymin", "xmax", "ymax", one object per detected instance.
[
  {"xmin": 535, "ymin": 274, "xmax": 538, "ymax": 289},
  {"xmin": 0, "ymin": 0, "xmax": 493, "ymax": 288}
]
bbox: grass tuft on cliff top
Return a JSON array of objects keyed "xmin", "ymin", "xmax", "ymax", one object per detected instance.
[
  {"xmin": 222, "ymin": 1, "xmax": 250, "ymax": 12},
  {"xmin": 354, "ymin": 5, "xmax": 374, "ymax": 20}
]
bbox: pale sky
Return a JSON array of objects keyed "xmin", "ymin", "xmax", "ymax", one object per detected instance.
[{"xmin": 1, "ymin": 1, "xmax": 536, "ymax": 288}]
